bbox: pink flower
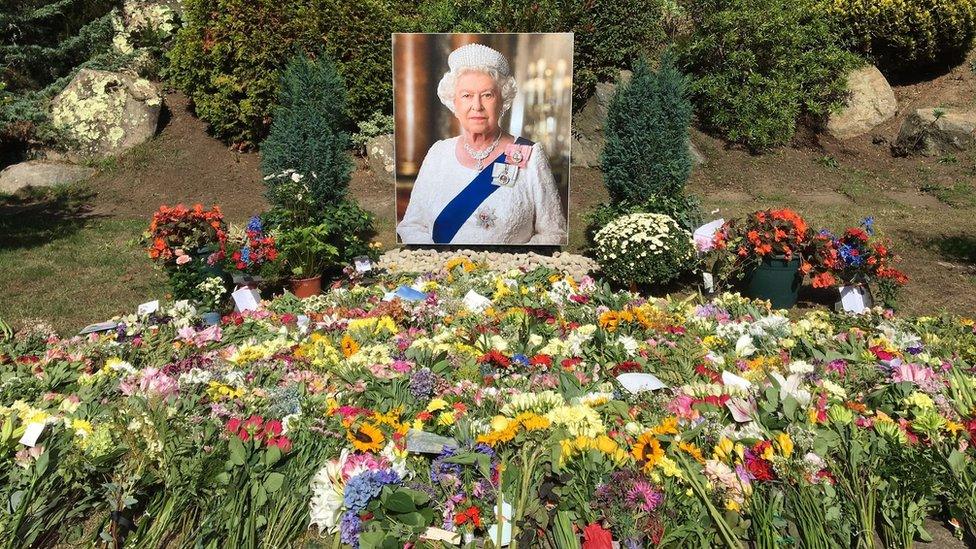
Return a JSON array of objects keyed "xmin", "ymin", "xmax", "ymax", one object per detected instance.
[
  {"xmin": 891, "ymin": 361, "xmax": 936, "ymax": 385},
  {"xmin": 176, "ymin": 254, "xmax": 191, "ymax": 265}
]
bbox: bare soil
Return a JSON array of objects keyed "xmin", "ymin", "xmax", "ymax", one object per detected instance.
[{"xmin": 81, "ymin": 56, "xmax": 976, "ymax": 317}]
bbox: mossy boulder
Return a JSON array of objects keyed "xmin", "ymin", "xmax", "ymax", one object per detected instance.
[{"xmin": 50, "ymin": 69, "xmax": 162, "ymax": 159}]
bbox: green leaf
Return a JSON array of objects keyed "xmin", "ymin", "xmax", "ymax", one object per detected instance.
[
  {"xmin": 384, "ymin": 490, "xmax": 416, "ymax": 513},
  {"xmin": 399, "ymin": 488, "xmax": 430, "ymax": 507},
  {"xmin": 215, "ymin": 472, "xmax": 230, "ymax": 485},
  {"xmin": 782, "ymin": 396, "xmax": 798, "ymax": 419},
  {"xmin": 264, "ymin": 472, "xmax": 285, "ymax": 493},
  {"xmin": 395, "ymin": 511, "xmax": 425, "ymax": 527},
  {"xmin": 229, "ymin": 436, "xmax": 246, "ymax": 466},
  {"xmin": 948, "ymin": 450, "xmax": 967, "ymax": 474},
  {"xmin": 264, "ymin": 445, "xmax": 282, "ymax": 467}
]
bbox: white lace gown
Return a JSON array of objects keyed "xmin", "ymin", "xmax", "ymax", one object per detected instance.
[{"xmin": 396, "ymin": 137, "xmax": 568, "ymax": 245}]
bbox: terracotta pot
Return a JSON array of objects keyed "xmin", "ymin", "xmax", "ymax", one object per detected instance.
[{"xmin": 290, "ymin": 275, "xmax": 322, "ymax": 298}]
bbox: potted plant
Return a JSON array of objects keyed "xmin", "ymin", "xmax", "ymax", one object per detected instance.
[
  {"xmin": 195, "ymin": 276, "xmax": 226, "ymax": 325},
  {"xmin": 224, "ymin": 215, "xmax": 279, "ymax": 291},
  {"xmin": 145, "ymin": 203, "xmax": 228, "ymax": 301},
  {"xmin": 807, "ymin": 218, "xmax": 908, "ymax": 312},
  {"xmin": 712, "ymin": 208, "xmax": 812, "ymax": 309},
  {"xmin": 276, "ymin": 223, "xmax": 338, "ymax": 298}
]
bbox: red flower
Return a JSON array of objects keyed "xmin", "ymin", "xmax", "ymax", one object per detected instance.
[
  {"xmin": 264, "ymin": 419, "xmax": 283, "ymax": 438},
  {"xmin": 226, "ymin": 417, "xmax": 241, "ymax": 434},
  {"xmin": 272, "ymin": 436, "xmax": 293, "ymax": 453},
  {"xmin": 582, "ymin": 522, "xmax": 613, "ymax": 549}
]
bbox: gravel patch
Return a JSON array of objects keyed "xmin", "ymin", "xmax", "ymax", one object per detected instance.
[{"xmin": 377, "ymin": 248, "xmax": 598, "ymax": 280}]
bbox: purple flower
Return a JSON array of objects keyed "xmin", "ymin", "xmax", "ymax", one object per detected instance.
[
  {"xmin": 409, "ymin": 367, "xmax": 435, "ymax": 398},
  {"xmin": 343, "ymin": 469, "xmax": 400, "ymax": 513},
  {"xmin": 339, "ymin": 511, "xmax": 362, "ymax": 547}
]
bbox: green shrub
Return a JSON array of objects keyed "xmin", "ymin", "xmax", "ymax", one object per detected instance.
[
  {"xmin": 586, "ymin": 193, "xmax": 703, "ymax": 251},
  {"xmin": 260, "ymin": 54, "xmax": 354, "ymax": 206},
  {"xmin": 167, "ymin": 0, "xmax": 397, "ymax": 147},
  {"xmin": 602, "ymin": 57, "xmax": 693, "ymax": 203},
  {"xmin": 678, "ymin": 0, "xmax": 860, "ymax": 152},
  {"xmin": 825, "ymin": 0, "xmax": 976, "ymax": 78},
  {"xmin": 593, "ymin": 212, "xmax": 695, "ymax": 287},
  {"xmin": 410, "ymin": 0, "xmax": 665, "ymax": 110}
]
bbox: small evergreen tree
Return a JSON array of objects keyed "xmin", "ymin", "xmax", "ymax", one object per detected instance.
[
  {"xmin": 600, "ymin": 55, "xmax": 693, "ymax": 204},
  {"xmin": 260, "ymin": 53, "xmax": 354, "ymax": 207}
]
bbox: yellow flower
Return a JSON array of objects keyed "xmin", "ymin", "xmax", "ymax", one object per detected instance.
[
  {"xmin": 490, "ymin": 415, "xmax": 512, "ymax": 432},
  {"xmin": 946, "ymin": 420, "xmax": 965, "ymax": 436},
  {"xmin": 71, "ymin": 418, "xmax": 93, "ymax": 437},
  {"xmin": 658, "ymin": 456, "xmax": 683, "ymax": 478},
  {"xmin": 437, "ymin": 412, "xmax": 456, "ymax": 426},
  {"xmin": 632, "ymin": 432, "xmax": 665, "ymax": 471},
  {"xmin": 347, "ymin": 423, "xmax": 384, "ymax": 453},
  {"xmin": 776, "ymin": 433, "xmax": 794, "ymax": 458},
  {"xmin": 679, "ymin": 441, "xmax": 705, "ymax": 464},
  {"xmin": 713, "ymin": 437, "xmax": 735, "ymax": 462},
  {"xmin": 903, "ymin": 392, "xmax": 935, "ymax": 410},
  {"xmin": 652, "ymin": 416, "xmax": 679, "ymax": 436},
  {"xmin": 426, "ymin": 398, "xmax": 448, "ymax": 413},
  {"xmin": 516, "ymin": 412, "xmax": 551, "ymax": 431}
]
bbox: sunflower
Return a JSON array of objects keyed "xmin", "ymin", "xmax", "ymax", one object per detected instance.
[
  {"xmin": 347, "ymin": 422, "xmax": 384, "ymax": 453},
  {"xmin": 632, "ymin": 432, "xmax": 665, "ymax": 470}
]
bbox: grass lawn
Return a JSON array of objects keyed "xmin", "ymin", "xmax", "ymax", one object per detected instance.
[{"xmin": 0, "ymin": 186, "xmax": 165, "ymax": 334}]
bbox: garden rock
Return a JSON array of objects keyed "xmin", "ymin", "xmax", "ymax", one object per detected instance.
[
  {"xmin": 0, "ymin": 161, "xmax": 95, "ymax": 193},
  {"xmin": 112, "ymin": 0, "xmax": 183, "ymax": 54},
  {"xmin": 826, "ymin": 65, "xmax": 897, "ymax": 140},
  {"xmin": 366, "ymin": 134, "xmax": 395, "ymax": 180},
  {"xmin": 892, "ymin": 108, "xmax": 976, "ymax": 157},
  {"xmin": 50, "ymin": 69, "xmax": 162, "ymax": 160}
]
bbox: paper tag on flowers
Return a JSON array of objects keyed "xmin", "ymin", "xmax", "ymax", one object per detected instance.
[
  {"xmin": 232, "ymin": 287, "xmax": 261, "ymax": 312},
  {"xmin": 137, "ymin": 300, "xmax": 159, "ymax": 316},
  {"xmin": 421, "ymin": 527, "xmax": 461, "ymax": 544},
  {"xmin": 462, "ymin": 289, "xmax": 492, "ymax": 313},
  {"xmin": 19, "ymin": 422, "xmax": 45, "ymax": 447},
  {"xmin": 616, "ymin": 373, "xmax": 667, "ymax": 393},
  {"xmin": 693, "ymin": 218, "xmax": 725, "ymax": 253}
]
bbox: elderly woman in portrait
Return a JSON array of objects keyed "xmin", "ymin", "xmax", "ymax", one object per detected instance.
[{"xmin": 397, "ymin": 43, "xmax": 567, "ymax": 245}]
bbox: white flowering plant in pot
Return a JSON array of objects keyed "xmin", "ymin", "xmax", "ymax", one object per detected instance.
[{"xmin": 593, "ymin": 213, "xmax": 695, "ymax": 287}]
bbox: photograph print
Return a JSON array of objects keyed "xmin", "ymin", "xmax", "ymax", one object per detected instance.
[{"xmin": 393, "ymin": 33, "xmax": 573, "ymax": 246}]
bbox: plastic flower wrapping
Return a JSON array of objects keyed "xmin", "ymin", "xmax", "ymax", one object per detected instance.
[{"xmin": 1, "ymin": 260, "xmax": 976, "ymax": 548}]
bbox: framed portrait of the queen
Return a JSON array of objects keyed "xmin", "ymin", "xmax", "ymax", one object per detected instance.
[{"xmin": 393, "ymin": 33, "xmax": 573, "ymax": 246}]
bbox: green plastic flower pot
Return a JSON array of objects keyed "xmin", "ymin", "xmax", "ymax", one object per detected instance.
[{"xmin": 743, "ymin": 257, "xmax": 802, "ymax": 309}]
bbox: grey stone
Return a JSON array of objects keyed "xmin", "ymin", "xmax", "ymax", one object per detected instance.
[
  {"xmin": 50, "ymin": 69, "xmax": 162, "ymax": 160},
  {"xmin": 826, "ymin": 65, "xmax": 897, "ymax": 140},
  {"xmin": 893, "ymin": 108, "xmax": 976, "ymax": 156},
  {"xmin": 689, "ymin": 140, "xmax": 706, "ymax": 166},
  {"xmin": 0, "ymin": 161, "xmax": 95, "ymax": 193},
  {"xmin": 366, "ymin": 133, "xmax": 395, "ymax": 180}
]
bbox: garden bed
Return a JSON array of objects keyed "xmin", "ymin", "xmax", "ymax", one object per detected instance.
[{"xmin": 2, "ymin": 260, "xmax": 975, "ymax": 547}]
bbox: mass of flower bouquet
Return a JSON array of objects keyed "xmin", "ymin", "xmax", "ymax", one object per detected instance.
[
  {"xmin": 712, "ymin": 208, "xmax": 813, "ymax": 274},
  {"xmin": 1, "ymin": 260, "xmax": 975, "ymax": 548},
  {"xmin": 806, "ymin": 218, "xmax": 908, "ymax": 302}
]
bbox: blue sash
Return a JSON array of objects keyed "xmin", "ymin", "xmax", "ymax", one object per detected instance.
[{"xmin": 432, "ymin": 136, "xmax": 533, "ymax": 244}]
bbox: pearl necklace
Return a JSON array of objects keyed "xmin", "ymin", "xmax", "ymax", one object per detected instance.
[{"xmin": 462, "ymin": 132, "xmax": 502, "ymax": 171}]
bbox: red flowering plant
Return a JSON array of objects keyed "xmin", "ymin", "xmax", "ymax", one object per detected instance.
[
  {"xmin": 224, "ymin": 215, "xmax": 280, "ymax": 279},
  {"xmin": 145, "ymin": 203, "xmax": 228, "ymax": 301},
  {"xmin": 711, "ymin": 208, "xmax": 813, "ymax": 283},
  {"xmin": 806, "ymin": 217, "xmax": 908, "ymax": 305},
  {"xmin": 146, "ymin": 203, "xmax": 227, "ymax": 267}
]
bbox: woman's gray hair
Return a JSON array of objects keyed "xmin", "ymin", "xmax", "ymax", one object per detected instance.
[{"xmin": 437, "ymin": 66, "xmax": 518, "ymax": 116}]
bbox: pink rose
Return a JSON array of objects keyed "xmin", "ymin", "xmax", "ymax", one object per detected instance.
[{"xmin": 176, "ymin": 254, "xmax": 191, "ymax": 265}]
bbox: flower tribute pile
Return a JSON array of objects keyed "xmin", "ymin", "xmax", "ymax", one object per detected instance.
[{"xmin": 1, "ymin": 260, "xmax": 975, "ymax": 548}]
